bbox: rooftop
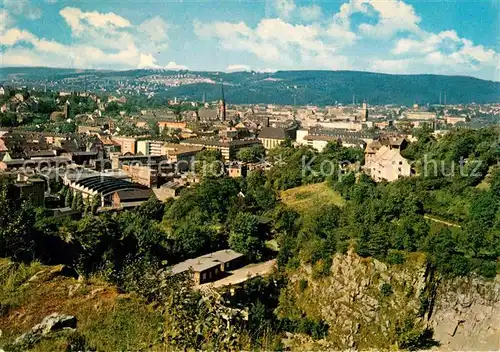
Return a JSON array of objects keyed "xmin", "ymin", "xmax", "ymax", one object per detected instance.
[
  {"xmin": 181, "ymin": 138, "xmax": 260, "ymax": 148},
  {"xmin": 258, "ymin": 127, "xmax": 288, "ymax": 140},
  {"xmin": 114, "ymin": 188, "xmax": 154, "ymax": 201},
  {"xmin": 73, "ymin": 176, "xmax": 147, "ymax": 195},
  {"xmin": 170, "ymin": 249, "xmax": 244, "ymax": 275}
]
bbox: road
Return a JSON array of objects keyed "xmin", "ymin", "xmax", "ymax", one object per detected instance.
[{"xmin": 197, "ymin": 259, "xmax": 276, "ymax": 289}]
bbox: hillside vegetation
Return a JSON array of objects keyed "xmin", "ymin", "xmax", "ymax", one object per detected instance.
[
  {"xmin": 280, "ymin": 182, "xmax": 344, "ymax": 215},
  {"xmin": 0, "ymin": 127, "xmax": 499, "ymax": 350},
  {"xmin": 0, "ymin": 259, "xmax": 163, "ymax": 351},
  {"xmin": 2, "ymin": 68, "xmax": 499, "ymax": 105}
]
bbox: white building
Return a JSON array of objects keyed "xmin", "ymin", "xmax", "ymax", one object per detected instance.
[
  {"xmin": 136, "ymin": 140, "xmax": 164, "ymax": 156},
  {"xmin": 364, "ymin": 145, "xmax": 412, "ymax": 182},
  {"xmin": 296, "ymin": 129, "xmax": 370, "ymax": 152}
]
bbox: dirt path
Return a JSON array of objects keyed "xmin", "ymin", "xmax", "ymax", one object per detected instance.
[{"xmin": 424, "ymin": 214, "xmax": 462, "ymax": 228}]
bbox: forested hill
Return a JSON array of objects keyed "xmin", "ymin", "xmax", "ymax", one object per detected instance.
[{"xmin": 1, "ymin": 67, "xmax": 499, "ymax": 105}]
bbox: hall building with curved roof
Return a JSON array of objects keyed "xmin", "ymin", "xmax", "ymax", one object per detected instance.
[{"xmin": 68, "ymin": 175, "xmax": 153, "ymax": 208}]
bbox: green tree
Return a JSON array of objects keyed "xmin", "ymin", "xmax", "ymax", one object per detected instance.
[
  {"xmin": 195, "ymin": 150, "xmax": 224, "ymax": 178},
  {"xmin": 236, "ymin": 144, "xmax": 266, "ymax": 163},
  {"xmin": 229, "ymin": 212, "xmax": 265, "ymax": 261},
  {"xmin": 0, "ymin": 183, "xmax": 36, "ymax": 260},
  {"xmin": 136, "ymin": 196, "xmax": 164, "ymax": 221}
]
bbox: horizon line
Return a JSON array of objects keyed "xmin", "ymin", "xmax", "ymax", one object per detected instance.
[{"xmin": 1, "ymin": 66, "xmax": 498, "ymax": 83}]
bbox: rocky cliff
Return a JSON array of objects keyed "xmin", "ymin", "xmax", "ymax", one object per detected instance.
[
  {"xmin": 428, "ymin": 275, "xmax": 500, "ymax": 350},
  {"xmin": 279, "ymin": 250, "xmax": 500, "ymax": 350}
]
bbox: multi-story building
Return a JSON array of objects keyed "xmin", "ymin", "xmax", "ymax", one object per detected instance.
[
  {"xmin": 180, "ymin": 138, "xmax": 261, "ymax": 161},
  {"xmin": 157, "ymin": 121, "xmax": 187, "ymax": 132},
  {"xmin": 258, "ymin": 125, "xmax": 298, "ymax": 150},
  {"xmin": 296, "ymin": 128, "xmax": 375, "ymax": 152},
  {"xmin": 364, "ymin": 144, "xmax": 412, "ymax": 182},
  {"xmin": 161, "ymin": 143, "xmax": 204, "ymax": 163},
  {"xmin": 445, "ymin": 116, "xmax": 467, "ymax": 125},
  {"xmin": 121, "ymin": 164, "xmax": 158, "ymax": 187},
  {"xmin": 136, "ymin": 140, "xmax": 164, "ymax": 156},
  {"xmin": 112, "ymin": 136, "xmax": 137, "ymax": 155}
]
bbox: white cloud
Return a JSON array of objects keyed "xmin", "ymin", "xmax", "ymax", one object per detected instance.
[
  {"xmin": 194, "ymin": 0, "xmax": 497, "ymax": 79},
  {"xmin": 257, "ymin": 68, "xmax": 278, "ymax": 73},
  {"xmin": 60, "ymin": 7, "xmax": 131, "ymax": 35},
  {"xmin": 194, "ymin": 18, "xmax": 350, "ymax": 70},
  {"xmin": 0, "ymin": 9, "xmax": 13, "ymax": 32},
  {"xmin": 0, "ymin": 7, "xmax": 169, "ymax": 70},
  {"xmin": 0, "ymin": 28, "xmax": 37, "ymax": 46},
  {"xmin": 299, "ymin": 5, "xmax": 322, "ymax": 21},
  {"xmin": 1, "ymin": 0, "xmax": 41, "ymax": 20},
  {"xmin": 164, "ymin": 61, "xmax": 188, "ymax": 70},
  {"xmin": 139, "ymin": 16, "xmax": 169, "ymax": 46},
  {"xmin": 390, "ymin": 29, "xmax": 498, "ymax": 78},
  {"xmin": 371, "ymin": 59, "xmax": 413, "ymax": 74},
  {"xmin": 358, "ymin": 0, "xmax": 421, "ymax": 37},
  {"xmin": 226, "ymin": 64, "xmax": 251, "ymax": 72},
  {"xmin": 274, "ymin": 0, "xmax": 296, "ymax": 18}
]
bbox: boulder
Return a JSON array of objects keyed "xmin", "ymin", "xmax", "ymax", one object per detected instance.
[{"xmin": 14, "ymin": 313, "xmax": 76, "ymax": 346}]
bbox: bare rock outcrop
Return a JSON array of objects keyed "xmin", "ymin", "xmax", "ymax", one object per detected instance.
[
  {"xmin": 428, "ymin": 276, "xmax": 500, "ymax": 351},
  {"xmin": 13, "ymin": 313, "xmax": 77, "ymax": 347},
  {"xmin": 282, "ymin": 250, "xmax": 500, "ymax": 350}
]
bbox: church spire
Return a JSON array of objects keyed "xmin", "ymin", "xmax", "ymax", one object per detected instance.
[{"xmin": 219, "ymin": 80, "xmax": 226, "ymax": 121}]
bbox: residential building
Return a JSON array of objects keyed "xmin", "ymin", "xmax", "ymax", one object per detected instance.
[
  {"xmin": 121, "ymin": 164, "xmax": 158, "ymax": 187},
  {"xmin": 111, "ymin": 154, "xmax": 164, "ymax": 169},
  {"xmin": 137, "ymin": 140, "xmax": 164, "ymax": 156},
  {"xmin": 8, "ymin": 178, "xmax": 46, "ymax": 207},
  {"xmin": 158, "ymin": 121, "xmax": 187, "ymax": 132},
  {"xmin": 78, "ymin": 126, "xmax": 101, "ymax": 134},
  {"xmin": 296, "ymin": 128, "xmax": 374, "ymax": 152},
  {"xmin": 152, "ymin": 181, "xmax": 184, "ymax": 201},
  {"xmin": 405, "ymin": 111, "xmax": 436, "ymax": 120},
  {"xmin": 170, "ymin": 249, "xmax": 245, "ymax": 285},
  {"xmin": 0, "ymin": 157, "xmax": 71, "ymax": 172},
  {"xmin": 112, "ymin": 136, "xmax": 137, "ymax": 155},
  {"xmin": 364, "ymin": 145, "xmax": 412, "ymax": 182},
  {"xmin": 161, "ymin": 143, "xmax": 204, "ymax": 163},
  {"xmin": 180, "ymin": 138, "xmax": 261, "ymax": 161},
  {"xmin": 228, "ymin": 162, "xmax": 247, "ymax": 178},
  {"xmin": 445, "ymin": 116, "xmax": 467, "ymax": 125}
]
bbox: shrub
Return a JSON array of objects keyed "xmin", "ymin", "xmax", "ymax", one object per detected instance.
[
  {"xmin": 386, "ymin": 250, "xmax": 405, "ymax": 265},
  {"xmin": 474, "ymin": 260, "xmax": 498, "ymax": 278},
  {"xmin": 298, "ymin": 279, "xmax": 308, "ymax": 292},
  {"xmin": 312, "ymin": 257, "xmax": 332, "ymax": 279},
  {"xmin": 380, "ymin": 283, "xmax": 393, "ymax": 297}
]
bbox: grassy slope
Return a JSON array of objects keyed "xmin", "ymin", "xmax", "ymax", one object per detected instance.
[
  {"xmin": 280, "ymin": 182, "xmax": 345, "ymax": 215},
  {"xmin": 0, "ymin": 259, "xmax": 163, "ymax": 351}
]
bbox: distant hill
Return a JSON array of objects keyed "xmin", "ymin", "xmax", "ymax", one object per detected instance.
[{"xmin": 1, "ymin": 67, "xmax": 498, "ymax": 105}]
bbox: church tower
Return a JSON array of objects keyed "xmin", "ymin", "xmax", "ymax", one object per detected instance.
[
  {"xmin": 219, "ymin": 81, "xmax": 226, "ymax": 121},
  {"xmin": 360, "ymin": 102, "xmax": 368, "ymax": 121}
]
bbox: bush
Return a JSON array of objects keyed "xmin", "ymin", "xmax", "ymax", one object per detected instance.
[
  {"xmin": 474, "ymin": 260, "xmax": 498, "ymax": 278},
  {"xmin": 380, "ymin": 283, "xmax": 393, "ymax": 297},
  {"xmin": 312, "ymin": 257, "xmax": 332, "ymax": 279},
  {"xmin": 386, "ymin": 250, "xmax": 406, "ymax": 265},
  {"xmin": 298, "ymin": 279, "xmax": 308, "ymax": 292}
]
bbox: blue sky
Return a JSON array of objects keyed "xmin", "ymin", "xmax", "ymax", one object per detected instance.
[{"xmin": 0, "ymin": 0, "xmax": 498, "ymax": 80}]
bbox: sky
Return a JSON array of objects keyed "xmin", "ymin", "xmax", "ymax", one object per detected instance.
[{"xmin": 0, "ymin": 0, "xmax": 498, "ymax": 81}]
